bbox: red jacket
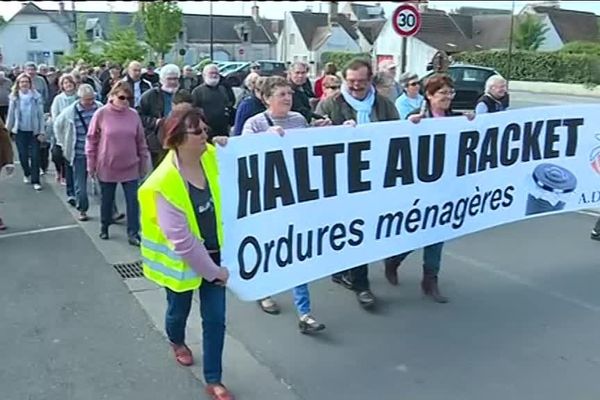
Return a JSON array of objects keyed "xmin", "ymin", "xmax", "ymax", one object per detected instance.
[{"xmin": 314, "ymin": 75, "xmax": 326, "ymax": 99}]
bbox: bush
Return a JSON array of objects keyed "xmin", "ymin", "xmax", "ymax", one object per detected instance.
[
  {"xmin": 560, "ymin": 41, "xmax": 600, "ymax": 57},
  {"xmin": 320, "ymin": 51, "xmax": 371, "ymax": 71},
  {"xmin": 454, "ymin": 50, "xmax": 600, "ymax": 85}
]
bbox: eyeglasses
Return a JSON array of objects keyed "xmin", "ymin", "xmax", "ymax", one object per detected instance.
[
  {"xmin": 436, "ymin": 90, "xmax": 456, "ymax": 97},
  {"xmin": 186, "ymin": 127, "xmax": 207, "ymax": 136},
  {"xmin": 326, "ymin": 85, "xmax": 340, "ymax": 90},
  {"xmin": 117, "ymin": 95, "xmax": 132, "ymax": 101},
  {"xmin": 408, "ymin": 81, "xmax": 420, "ymax": 87}
]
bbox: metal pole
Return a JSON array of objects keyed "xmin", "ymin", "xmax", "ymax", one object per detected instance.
[
  {"xmin": 209, "ymin": 1, "xmax": 214, "ymax": 60},
  {"xmin": 507, "ymin": 0, "xmax": 516, "ymax": 83},
  {"xmin": 401, "ymin": 36, "xmax": 407, "ymax": 73}
]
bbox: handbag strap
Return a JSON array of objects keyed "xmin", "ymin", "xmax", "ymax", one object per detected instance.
[
  {"xmin": 74, "ymin": 106, "xmax": 89, "ymax": 132},
  {"xmin": 263, "ymin": 112, "xmax": 275, "ymax": 127}
]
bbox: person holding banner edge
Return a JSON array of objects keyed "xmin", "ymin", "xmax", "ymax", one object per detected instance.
[
  {"xmin": 383, "ymin": 74, "xmax": 474, "ymax": 303},
  {"xmin": 138, "ymin": 103, "xmax": 234, "ymax": 400},
  {"xmin": 242, "ymin": 76, "xmax": 330, "ymax": 334},
  {"xmin": 316, "ymin": 58, "xmax": 399, "ymax": 309}
]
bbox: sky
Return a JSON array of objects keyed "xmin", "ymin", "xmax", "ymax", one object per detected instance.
[{"xmin": 1, "ymin": 1, "xmax": 600, "ymax": 20}]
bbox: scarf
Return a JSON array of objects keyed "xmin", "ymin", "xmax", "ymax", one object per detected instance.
[{"xmin": 340, "ymin": 84, "xmax": 375, "ymax": 125}]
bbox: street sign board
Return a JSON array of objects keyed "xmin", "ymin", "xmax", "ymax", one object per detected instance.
[
  {"xmin": 392, "ymin": 3, "xmax": 422, "ymax": 37},
  {"xmin": 239, "ymin": 48, "xmax": 245, "ymax": 56}
]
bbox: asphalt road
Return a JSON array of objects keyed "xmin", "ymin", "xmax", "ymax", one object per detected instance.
[{"xmin": 1, "ymin": 91, "xmax": 599, "ymax": 400}]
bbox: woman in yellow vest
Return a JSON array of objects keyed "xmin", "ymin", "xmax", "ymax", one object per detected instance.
[{"xmin": 138, "ymin": 103, "xmax": 234, "ymax": 400}]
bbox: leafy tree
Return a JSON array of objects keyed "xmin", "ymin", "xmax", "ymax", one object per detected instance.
[
  {"xmin": 103, "ymin": 13, "xmax": 147, "ymax": 67},
  {"xmin": 61, "ymin": 22, "xmax": 104, "ymax": 67},
  {"xmin": 514, "ymin": 14, "xmax": 550, "ymax": 51},
  {"xmin": 139, "ymin": 1, "xmax": 183, "ymax": 61}
]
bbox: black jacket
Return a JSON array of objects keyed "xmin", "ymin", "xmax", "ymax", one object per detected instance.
[
  {"xmin": 192, "ymin": 84, "xmax": 234, "ymax": 138},
  {"xmin": 142, "ymin": 72, "xmax": 160, "ymax": 87},
  {"xmin": 476, "ymin": 93, "xmax": 510, "ymax": 113},
  {"xmin": 138, "ymin": 87, "xmax": 190, "ymax": 155},
  {"xmin": 122, "ymin": 75, "xmax": 152, "ymax": 108},
  {"xmin": 291, "ymin": 83, "xmax": 322, "ymax": 123}
]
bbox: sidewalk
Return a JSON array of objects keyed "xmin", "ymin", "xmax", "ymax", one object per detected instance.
[{"xmin": 0, "ymin": 171, "xmax": 210, "ymax": 400}]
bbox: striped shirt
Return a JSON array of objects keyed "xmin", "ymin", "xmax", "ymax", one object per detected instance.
[{"xmin": 74, "ymin": 103, "xmax": 98, "ymax": 157}]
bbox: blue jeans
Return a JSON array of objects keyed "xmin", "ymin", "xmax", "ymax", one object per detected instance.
[
  {"xmin": 15, "ymin": 130, "xmax": 40, "ymax": 184},
  {"xmin": 292, "ymin": 284, "xmax": 311, "ymax": 316},
  {"xmin": 65, "ymin": 164, "xmax": 76, "ymax": 198},
  {"xmin": 72, "ymin": 156, "xmax": 88, "ymax": 212},
  {"xmin": 99, "ymin": 179, "xmax": 139, "ymax": 236},
  {"xmin": 386, "ymin": 242, "xmax": 445, "ymax": 275},
  {"xmin": 165, "ymin": 267, "xmax": 226, "ymax": 384}
]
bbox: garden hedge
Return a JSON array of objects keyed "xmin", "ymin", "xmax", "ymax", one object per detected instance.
[{"xmin": 454, "ymin": 50, "xmax": 600, "ymax": 85}]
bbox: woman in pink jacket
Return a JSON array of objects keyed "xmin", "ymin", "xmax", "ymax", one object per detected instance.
[{"xmin": 86, "ymin": 81, "xmax": 150, "ymax": 246}]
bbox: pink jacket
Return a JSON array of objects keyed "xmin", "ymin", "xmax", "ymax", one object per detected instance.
[{"xmin": 86, "ymin": 102, "xmax": 150, "ymax": 182}]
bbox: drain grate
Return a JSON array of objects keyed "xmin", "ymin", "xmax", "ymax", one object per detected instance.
[{"xmin": 113, "ymin": 261, "xmax": 144, "ymax": 279}]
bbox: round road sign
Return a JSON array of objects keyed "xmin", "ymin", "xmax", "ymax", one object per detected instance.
[
  {"xmin": 392, "ymin": 3, "xmax": 422, "ymax": 37},
  {"xmin": 239, "ymin": 48, "xmax": 245, "ymax": 56}
]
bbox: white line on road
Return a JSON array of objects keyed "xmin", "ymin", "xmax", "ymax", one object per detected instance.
[
  {"xmin": 577, "ymin": 210, "xmax": 600, "ymax": 217},
  {"xmin": 0, "ymin": 224, "xmax": 79, "ymax": 240},
  {"xmin": 446, "ymin": 250, "xmax": 600, "ymax": 314}
]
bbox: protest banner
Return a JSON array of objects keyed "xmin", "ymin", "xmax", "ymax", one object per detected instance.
[{"xmin": 217, "ymin": 105, "xmax": 600, "ymax": 301}]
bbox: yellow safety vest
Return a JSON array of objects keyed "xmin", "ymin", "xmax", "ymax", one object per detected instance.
[{"xmin": 138, "ymin": 146, "xmax": 224, "ymax": 292}]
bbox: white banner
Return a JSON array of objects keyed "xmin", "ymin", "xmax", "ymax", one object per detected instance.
[{"xmin": 218, "ymin": 105, "xmax": 600, "ymax": 301}]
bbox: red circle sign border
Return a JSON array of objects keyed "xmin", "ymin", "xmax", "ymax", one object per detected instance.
[{"xmin": 391, "ymin": 3, "xmax": 422, "ymax": 37}]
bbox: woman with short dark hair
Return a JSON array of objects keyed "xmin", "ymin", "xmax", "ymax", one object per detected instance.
[
  {"xmin": 383, "ymin": 74, "xmax": 474, "ymax": 303},
  {"xmin": 138, "ymin": 103, "xmax": 234, "ymax": 400}
]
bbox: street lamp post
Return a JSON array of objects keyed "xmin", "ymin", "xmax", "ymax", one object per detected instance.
[
  {"xmin": 209, "ymin": 1, "xmax": 214, "ymax": 60},
  {"xmin": 507, "ymin": 0, "xmax": 516, "ymax": 83}
]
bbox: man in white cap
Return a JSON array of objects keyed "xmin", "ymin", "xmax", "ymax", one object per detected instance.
[{"xmin": 377, "ymin": 59, "xmax": 402, "ymax": 102}]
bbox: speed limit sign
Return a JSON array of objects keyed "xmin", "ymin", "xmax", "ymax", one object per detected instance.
[{"xmin": 392, "ymin": 3, "xmax": 422, "ymax": 37}]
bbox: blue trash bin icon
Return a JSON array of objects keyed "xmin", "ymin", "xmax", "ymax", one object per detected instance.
[{"xmin": 525, "ymin": 163, "xmax": 577, "ymax": 216}]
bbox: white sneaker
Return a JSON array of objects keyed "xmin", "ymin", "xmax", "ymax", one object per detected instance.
[
  {"xmin": 33, "ymin": 184, "xmax": 42, "ymax": 191},
  {"xmin": 23, "ymin": 176, "xmax": 30, "ymax": 184}
]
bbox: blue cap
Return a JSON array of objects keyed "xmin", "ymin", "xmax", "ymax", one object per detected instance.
[{"xmin": 532, "ymin": 163, "xmax": 577, "ymax": 194}]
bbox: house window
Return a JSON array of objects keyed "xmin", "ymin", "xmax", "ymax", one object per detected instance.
[
  {"xmin": 289, "ymin": 33, "xmax": 295, "ymax": 45},
  {"xmin": 29, "ymin": 26, "xmax": 38, "ymax": 40},
  {"xmin": 242, "ymin": 32, "xmax": 249, "ymax": 42},
  {"xmin": 93, "ymin": 26, "xmax": 101, "ymax": 39}
]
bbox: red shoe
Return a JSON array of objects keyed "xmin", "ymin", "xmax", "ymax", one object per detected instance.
[
  {"xmin": 171, "ymin": 343, "xmax": 194, "ymax": 366},
  {"xmin": 205, "ymin": 384, "xmax": 235, "ymax": 400},
  {"xmin": 0, "ymin": 218, "xmax": 6, "ymax": 231}
]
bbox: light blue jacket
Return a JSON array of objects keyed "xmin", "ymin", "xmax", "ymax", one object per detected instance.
[
  {"xmin": 53, "ymin": 100, "xmax": 103, "ymax": 164},
  {"xmin": 5, "ymin": 90, "xmax": 45, "ymax": 135}
]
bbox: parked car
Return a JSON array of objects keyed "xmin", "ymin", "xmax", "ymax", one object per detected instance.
[
  {"xmin": 223, "ymin": 60, "xmax": 287, "ymax": 87},
  {"xmin": 421, "ymin": 64, "xmax": 500, "ymax": 110}
]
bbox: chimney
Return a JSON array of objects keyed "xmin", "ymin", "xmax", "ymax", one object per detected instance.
[
  {"xmin": 251, "ymin": 3, "xmax": 260, "ymax": 22},
  {"xmin": 58, "ymin": 1, "xmax": 65, "ymax": 14},
  {"xmin": 328, "ymin": 1, "xmax": 339, "ymax": 26}
]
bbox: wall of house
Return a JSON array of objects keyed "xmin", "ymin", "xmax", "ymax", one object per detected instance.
[
  {"xmin": 357, "ymin": 32, "xmax": 374, "ymax": 54},
  {"xmin": 163, "ymin": 43, "xmax": 275, "ymax": 66},
  {"xmin": 278, "ymin": 12, "xmax": 310, "ymax": 65},
  {"xmin": 0, "ymin": 13, "xmax": 71, "ymax": 66},
  {"xmin": 537, "ymin": 14, "xmax": 563, "ymax": 51},
  {"xmin": 374, "ymin": 20, "xmax": 437, "ymax": 79}
]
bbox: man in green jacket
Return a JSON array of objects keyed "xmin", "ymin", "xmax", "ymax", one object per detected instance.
[{"xmin": 316, "ymin": 58, "xmax": 399, "ymax": 309}]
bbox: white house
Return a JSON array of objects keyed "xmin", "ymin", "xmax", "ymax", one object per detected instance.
[
  {"xmin": 341, "ymin": 2, "xmax": 386, "ymax": 54},
  {"xmin": 520, "ymin": 5, "xmax": 598, "ymax": 51},
  {"xmin": 374, "ymin": 10, "xmax": 476, "ymax": 78},
  {"xmin": 0, "ymin": 2, "xmax": 72, "ymax": 67},
  {"xmin": 278, "ymin": 4, "xmax": 361, "ymax": 75}
]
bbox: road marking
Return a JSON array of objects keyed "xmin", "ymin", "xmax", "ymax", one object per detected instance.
[
  {"xmin": 577, "ymin": 210, "xmax": 600, "ymax": 217},
  {"xmin": 0, "ymin": 224, "xmax": 79, "ymax": 240},
  {"xmin": 445, "ymin": 250, "xmax": 600, "ymax": 313}
]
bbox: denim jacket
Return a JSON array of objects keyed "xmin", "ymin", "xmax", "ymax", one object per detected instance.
[{"xmin": 6, "ymin": 91, "xmax": 45, "ymax": 135}]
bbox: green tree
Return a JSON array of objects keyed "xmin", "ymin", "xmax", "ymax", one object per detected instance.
[
  {"xmin": 560, "ymin": 41, "xmax": 600, "ymax": 57},
  {"xmin": 514, "ymin": 14, "xmax": 550, "ymax": 51},
  {"xmin": 139, "ymin": 1, "xmax": 183, "ymax": 61},
  {"xmin": 103, "ymin": 13, "xmax": 147, "ymax": 67},
  {"xmin": 61, "ymin": 22, "xmax": 104, "ymax": 67}
]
